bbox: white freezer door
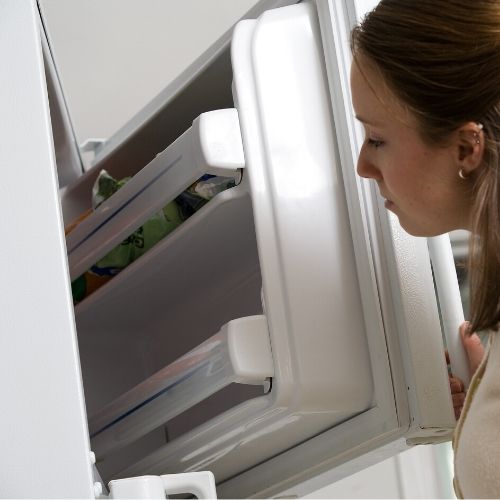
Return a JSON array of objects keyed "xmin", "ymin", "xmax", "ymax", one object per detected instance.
[
  {"xmin": 221, "ymin": 1, "xmax": 463, "ymax": 496},
  {"xmin": 60, "ymin": 2, "xmax": 461, "ymax": 498},
  {"xmin": 3, "ymin": 1, "xmax": 466, "ymax": 498}
]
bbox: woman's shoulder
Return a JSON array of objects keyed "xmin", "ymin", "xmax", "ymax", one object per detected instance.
[{"xmin": 454, "ymin": 328, "xmax": 500, "ymax": 497}]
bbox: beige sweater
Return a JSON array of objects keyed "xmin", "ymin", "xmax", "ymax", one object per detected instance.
[{"xmin": 453, "ymin": 332, "xmax": 500, "ymax": 498}]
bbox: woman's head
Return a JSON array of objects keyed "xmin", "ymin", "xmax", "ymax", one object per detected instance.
[
  {"xmin": 350, "ymin": 0, "xmax": 500, "ymax": 332},
  {"xmin": 351, "ymin": 54, "xmax": 481, "ymax": 237}
]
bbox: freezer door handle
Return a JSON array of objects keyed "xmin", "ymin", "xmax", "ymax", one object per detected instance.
[{"xmin": 427, "ymin": 235, "xmax": 470, "ymax": 388}]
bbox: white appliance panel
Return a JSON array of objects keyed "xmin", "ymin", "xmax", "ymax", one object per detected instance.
[{"xmin": 0, "ymin": 1, "xmax": 94, "ymax": 497}]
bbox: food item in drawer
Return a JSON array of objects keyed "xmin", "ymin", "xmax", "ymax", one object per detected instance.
[
  {"xmin": 69, "ymin": 170, "xmax": 236, "ymax": 303},
  {"xmin": 176, "ymin": 175, "xmax": 237, "ymax": 219},
  {"xmin": 64, "ymin": 208, "xmax": 93, "ymax": 235}
]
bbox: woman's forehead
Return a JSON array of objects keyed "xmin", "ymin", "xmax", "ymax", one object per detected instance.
[{"xmin": 351, "ymin": 55, "xmax": 411, "ymax": 128}]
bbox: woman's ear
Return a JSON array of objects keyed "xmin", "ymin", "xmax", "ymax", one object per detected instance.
[{"xmin": 456, "ymin": 122, "xmax": 485, "ymax": 177}]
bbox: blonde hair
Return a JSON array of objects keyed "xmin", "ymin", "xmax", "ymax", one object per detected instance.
[{"xmin": 351, "ymin": 0, "xmax": 500, "ymax": 333}]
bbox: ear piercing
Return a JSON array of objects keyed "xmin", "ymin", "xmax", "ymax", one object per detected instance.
[
  {"xmin": 474, "ymin": 122, "xmax": 484, "ymax": 144},
  {"xmin": 459, "ymin": 123, "xmax": 483, "ymax": 179}
]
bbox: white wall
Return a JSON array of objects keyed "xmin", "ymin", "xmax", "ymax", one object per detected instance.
[{"xmin": 40, "ymin": 0, "xmax": 258, "ymax": 144}]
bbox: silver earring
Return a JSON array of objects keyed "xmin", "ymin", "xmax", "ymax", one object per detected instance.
[{"xmin": 459, "ymin": 168, "xmax": 468, "ymax": 180}]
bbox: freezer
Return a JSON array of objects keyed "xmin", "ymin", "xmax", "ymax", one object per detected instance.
[{"xmin": 1, "ymin": 0, "xmax": 468, "ymax": 498}]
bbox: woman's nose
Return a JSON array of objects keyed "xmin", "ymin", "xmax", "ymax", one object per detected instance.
[{"xmin": 357, "ymin": 151, "xmax": 382, "ymax": 181}]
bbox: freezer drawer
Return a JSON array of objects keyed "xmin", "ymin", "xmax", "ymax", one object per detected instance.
[{"xmin": 67, "ymin": 76, "xmax": 373, "ymax": 488}]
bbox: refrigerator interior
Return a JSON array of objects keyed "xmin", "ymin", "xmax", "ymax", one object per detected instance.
[{"xmin": 59, "ymin": 41, "xmax": 268, "ymax": 479}]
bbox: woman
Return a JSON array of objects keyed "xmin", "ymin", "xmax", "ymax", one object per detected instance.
[{"xmin": 350, "ymin": 0, "xmax": 500, "ymax": 497}]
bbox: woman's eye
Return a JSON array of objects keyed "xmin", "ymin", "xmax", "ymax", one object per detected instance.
[{"xmin": 367, "ymin": 138, "xmax": 384, "ymax": 148}]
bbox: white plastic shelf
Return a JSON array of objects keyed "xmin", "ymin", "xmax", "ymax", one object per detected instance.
[
  {"xmin": 89, "ymin": 315, "xmax": 273, "ymax": 459},
  {"xmin": 74, "ymin": 182, "xmax": 259, "ymax": 329}
]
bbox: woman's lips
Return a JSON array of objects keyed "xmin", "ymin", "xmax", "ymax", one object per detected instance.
[{"xmin": 378, "ymin": 187, "xmax": 395, "ymax": 210}]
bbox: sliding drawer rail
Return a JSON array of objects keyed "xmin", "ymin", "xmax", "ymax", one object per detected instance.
[{"xmin": 89, "ymin": 315, "xmax": 273, "ymax": 459}]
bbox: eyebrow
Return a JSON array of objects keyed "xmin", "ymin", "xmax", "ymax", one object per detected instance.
[{"xmin": 355, "ymin": 115, "xmax": 382, "ymax": 127}]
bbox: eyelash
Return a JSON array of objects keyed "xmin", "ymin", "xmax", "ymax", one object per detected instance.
[{"xmin": 367, "ymin": 138, "xmax": 384, "ymax": 149}]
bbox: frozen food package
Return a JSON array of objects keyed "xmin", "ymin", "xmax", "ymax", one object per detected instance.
[
  {"xmin": 70, "ymin": 170, "xmax": 236, "ymax": 303},
  {"xmin": 175, "ymin": 174, "xmax": 236, "ymax": 220}
]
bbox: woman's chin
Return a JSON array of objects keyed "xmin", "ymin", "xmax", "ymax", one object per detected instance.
[
  {"xmin": 392, "ymin": 206, "xmax": 469, "ymax": 238},
  {"xmin": 397, "ymin": 216, "xmax": 446, "ymax": 238}
]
